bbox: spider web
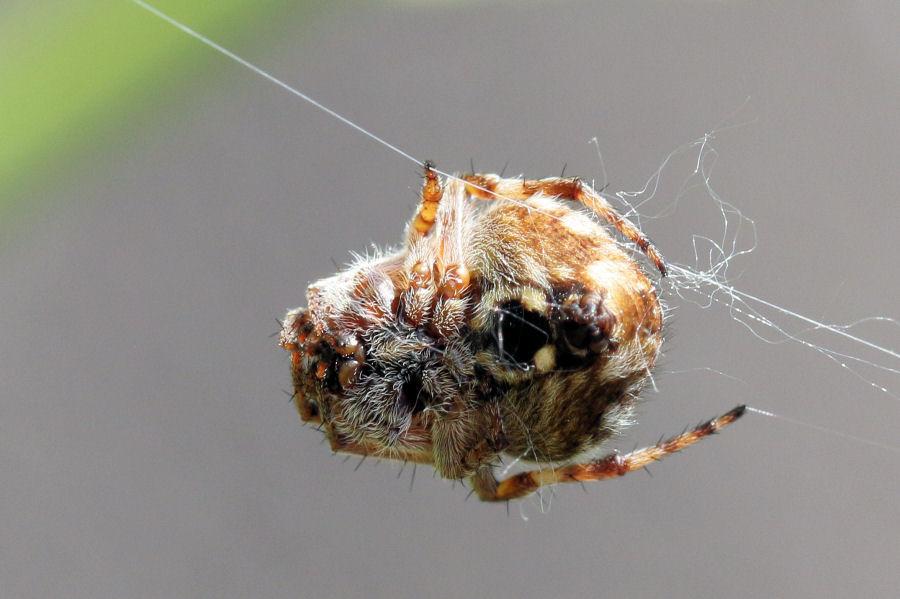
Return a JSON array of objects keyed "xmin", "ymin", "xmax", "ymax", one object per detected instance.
[{"xmin": 597, "ymin": 128, "xmax": 900, "ymax": 455}]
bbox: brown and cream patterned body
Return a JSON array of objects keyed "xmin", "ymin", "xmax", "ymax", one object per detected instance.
[{"xmin": 280, "ymin": 167, "xmax": 743, "ymax": 501}]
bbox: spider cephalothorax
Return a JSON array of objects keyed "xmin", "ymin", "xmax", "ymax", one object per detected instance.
[{"xmin": 281, "ymin": 165, "xmax": 743, "ymax": 501}]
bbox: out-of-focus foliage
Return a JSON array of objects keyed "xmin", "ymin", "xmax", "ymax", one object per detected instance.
[{"xmin": 0, "ymin": 1, "xmax": 305, "ymax": 222}]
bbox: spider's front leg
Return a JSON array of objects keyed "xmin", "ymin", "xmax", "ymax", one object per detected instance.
[{"xmin": 469, "ymin": 405, "xmax": 746, "ymax": 502}]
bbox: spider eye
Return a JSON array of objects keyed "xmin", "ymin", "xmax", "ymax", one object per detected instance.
[{"xmin": 494, "ymin": 300, "xmax": 551, "ymax": 366}]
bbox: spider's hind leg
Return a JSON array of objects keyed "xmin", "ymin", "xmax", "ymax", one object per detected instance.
[{"xmin": 469, "ymin": 405, "xmax": 745, "ymax": 501}]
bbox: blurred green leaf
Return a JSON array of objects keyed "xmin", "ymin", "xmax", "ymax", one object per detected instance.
[{"xmin": 0, "ymin": 1, "xmax": 310, "ymax": 223}]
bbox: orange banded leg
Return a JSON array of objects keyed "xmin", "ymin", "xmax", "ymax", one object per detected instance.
[
  {"xmin": 470, "ymin": 405, "xmax": 745, "ymax": 501},
  {"xmin": 413, "ymin": 161, "xmax": 443, "ymax": 236},
  {"xmin": 463, "ymin": 174, "xmax": 667, "ymax": 276}
]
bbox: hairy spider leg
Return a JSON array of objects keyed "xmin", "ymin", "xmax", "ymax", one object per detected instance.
[
  {"xmin": 468, "ymin": 405, "xmax": 745, "ymax": 501},
  {"xmin": 462, "ymin": 174, "xmax": 667, "ymax": 276}
]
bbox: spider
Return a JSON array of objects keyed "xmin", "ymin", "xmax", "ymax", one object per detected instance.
[{"xmin": 280, "ymin": 163, "xmax": 744, "ymax": 501}]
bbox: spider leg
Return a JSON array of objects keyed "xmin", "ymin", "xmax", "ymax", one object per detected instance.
[
  {"xmin": 469, "ymin": 405, "xmax": 745, "ymax": 501},
  {"xmin": 462, "ymin": 174, "xmax": 667, "ymax": 276},
  {"xmin": 321, "ymin": 430, "xmax": 436, "ymax": 467},
  {"xmin": 293, "ymin": 393, "xmax": 322, "ymax": 425},
  {"xmin": 412, "ymin": 161, "xmax": 443, "ymax": 237}
]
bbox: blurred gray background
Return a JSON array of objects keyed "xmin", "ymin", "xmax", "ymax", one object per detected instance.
[{"xmin": 3, "ymin": 1, "xmax": 899, "ymax": 597}]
